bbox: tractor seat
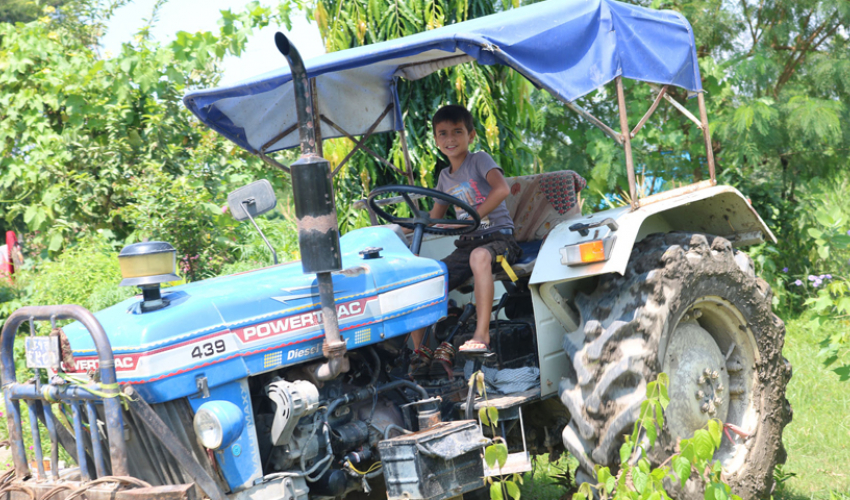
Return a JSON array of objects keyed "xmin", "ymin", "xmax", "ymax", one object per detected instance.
[{"xmin": 458, "ymin": 171, "xmax": 586, "ymax": 291}]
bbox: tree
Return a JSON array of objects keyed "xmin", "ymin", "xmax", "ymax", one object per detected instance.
[
  {"xmin": 0, "ymin": 0, "xmax": 297, "ymax": 279},
  {"xmin": 0, "ymin": 0, "xmax": 66, "ymax": 25}
]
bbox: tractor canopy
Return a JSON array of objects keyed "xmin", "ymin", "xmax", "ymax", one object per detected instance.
[{"xmin": 183, "ymin": 0, "xmax": 702, "ymax": 155}]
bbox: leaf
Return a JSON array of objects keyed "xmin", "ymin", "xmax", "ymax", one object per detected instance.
[
  {"xmin": 490, "ymin": 482, "xmax": 504, "ymax": 500},
  {"xmin": 48, "ymin": 232, "xmax": 63, "ymax": 252},
  {"xmin": 693, "ymin": 429, "xmax": 715, "ymax": 461},
  {"xmin": 479, "ymin": 407, "xmax": 490, "ymax": 426},
  {"xmin": 633, "ymin": 468, "xmax": 649, "ymax": 493},
  {"xmin": 494, "ymin": 442, "xmax": 509, "ymax": 469},
  {"xmin": 707, "ymin": 420, "xmax": 722, "ymax": 448},
  {"xmin": 505, "ymin": 480, "xmax": 520, "ymax": 500},
  {"xmin": 597, "ymin": 467, "xmax": 612, "ymax": 491},
  {"xmin": 833, "ymin": 365, "xmax": 850, "ymax": 382},
  {"xmin": 484, "ymin": 444, "xmax": 499, "ymax": 468},
  {"xmin": 657, "ymin": 373, "xmax": 670, "ymax": 409},
  {"xmin": 572, "ymin": 494, "xmax": 587, "ymax": 500},
  {"xmin": 476, "ymin": 371, "xmax": 486, "ymax": 395},
  {"xmin": 644, "ymin": 414, "xmax": 658, "ymax": 447},
  {"xmin": 487, "ymin": 406, "xmax": 499, "ymax": 426},
  {"xmin": 620, "ymin": 441, "xmax": 633, "ymax": 465},
  {"xmin": 605, "ymin": 474, "xmax": 615, "ymax": 493},
  {"xmin": 673, "ymin": 456, "xmax": 691, "ymax": 487},
  {"xmin": 833, "ymin": 235, "xmax": 850, "ymax": 248}
]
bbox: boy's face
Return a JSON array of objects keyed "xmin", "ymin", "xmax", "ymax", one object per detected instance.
[{"xmin": 434, "ymin": 120, "xmax": 475, "ymax": 163}]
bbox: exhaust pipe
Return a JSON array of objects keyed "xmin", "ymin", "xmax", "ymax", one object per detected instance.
[{"xmin": 275, "ymin": 32, "xmax": 346, "ymax": 381}]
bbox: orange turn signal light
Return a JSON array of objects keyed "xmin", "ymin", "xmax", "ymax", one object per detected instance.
[{"xmin": 579, "ymin": 240, "xmax": 606, "ymax": 263}]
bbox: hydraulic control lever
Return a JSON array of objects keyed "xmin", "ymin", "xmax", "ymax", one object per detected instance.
[
  {"xmin": 492, "ymin": 293, "xmax": 509, "ymax": 318},
  {"xmin": 568, "ymin": 218, "xmax": 619, "ymax": 237},
  {"xmin": 445, "ymin": 303, "xmax": 476, "ymax": 343}
]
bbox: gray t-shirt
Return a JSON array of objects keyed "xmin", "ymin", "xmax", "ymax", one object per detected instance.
[{"xmin": 435, "ymin": 151, "xmax": 513, "ymax": 236}]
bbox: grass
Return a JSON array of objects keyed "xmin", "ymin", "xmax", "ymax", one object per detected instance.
[
  {"xmin": 774, "ymin": 316, "xmax": 850, "ymax": 499},
  {"xmin": 519, "ymin": 453, "xmax": 578, "ymax": 500},
  {"xmin": 517, "ymin": 316, "xmax": 850, "ymax": 500}
]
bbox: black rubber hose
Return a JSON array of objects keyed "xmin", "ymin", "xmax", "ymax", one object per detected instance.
[
  {"xmin": 327, "ymin": 379, "xmax": 429, "ymax": 417},
  {"xmin": 367, "ymin": 347, "xmax": 381, "ymax": 387}
]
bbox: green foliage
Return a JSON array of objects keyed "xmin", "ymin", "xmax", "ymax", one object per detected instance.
[
  {"xmin": 0, "ymin": 0, "xmax": 296, "ymax": 279},
  {"xmin": 574, "ymin": 374, "xmax": 738, "ymax": 500},
  {"xmin": 0, "ymin": 0, "xmax": 66, "ymax": 25},
  {"xmin": 745, "ymin": 175, "xmax": 850, "ymax": 381},
  {"xmin": 20, "ymin": 233, "xmax": 137, "ymax": 324},
  {"xmin": 469, "ymin": 370, "xmax": 521, "ymax": 500}
]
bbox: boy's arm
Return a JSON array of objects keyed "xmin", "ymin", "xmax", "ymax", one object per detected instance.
[{"xmin": 475, "ymin": 169, "xmax": 510, "ymax": 218}]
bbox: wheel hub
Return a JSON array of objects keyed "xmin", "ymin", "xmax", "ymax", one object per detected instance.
[{"xmin": 663, "ymin": 320, "xmax": 730, "ymax": 440}]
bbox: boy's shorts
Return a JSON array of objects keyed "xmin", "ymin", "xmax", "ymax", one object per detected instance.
[{"xmin": 442, "ymin": 229, "xmax": 523, "ymax": 291}]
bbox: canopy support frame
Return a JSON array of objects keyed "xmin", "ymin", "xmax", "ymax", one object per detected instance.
[
  {"xmin": 615, "ymin": 76, "xmax": 638, "ymax": 210},
  {"xmin": 631, "ymin": 85, "xmax": 667, "ymax": 139},
  {"xmin": 311, "ymin": 78, "xmax": 325, "ymax": 158},
  {"xmin": 261, "ymin": 124, "xmax": 298, "ymax": 153},
  {"xmin": 258, "ymin": 151, "xmax": 290, "ymax": 174},
  {"xmin": 697, "ymin": 92, "xmax": 716, "ymax": 183},
  {"xmin": 321, "ymin": 103, "xmax": 405, "ymax": 178},
  {"xmin": 562, "ymin": 100, "xmax": 623, "ymax": 145}
]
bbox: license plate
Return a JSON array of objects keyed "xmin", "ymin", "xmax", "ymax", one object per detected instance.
[{"xmin": 25, "ymin": 336, "xmax": 61, "ymax": 370}]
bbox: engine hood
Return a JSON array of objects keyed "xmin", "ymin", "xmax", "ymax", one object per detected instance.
[{"xmin": 60, "ymin": 227, "xmax": 447, "ymax": 402}]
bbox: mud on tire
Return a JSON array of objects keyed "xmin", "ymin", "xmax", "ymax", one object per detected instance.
[{"xmin": 559, "ymin": 233, "xmax": 792, "ymax": 499}]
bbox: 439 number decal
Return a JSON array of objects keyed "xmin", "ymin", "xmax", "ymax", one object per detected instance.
[{"xmin": 191, "ymin": 340, "xmax": 226, "ymax": 359}]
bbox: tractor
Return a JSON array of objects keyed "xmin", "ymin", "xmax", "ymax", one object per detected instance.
[{"xmin": 0, "ymin": 1, "xmax": 790, "ymax": 499}]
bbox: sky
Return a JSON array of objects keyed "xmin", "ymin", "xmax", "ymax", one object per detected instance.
[{"xmin": 101, "ymin": 0, "xmax": 325, "ymax": 86}]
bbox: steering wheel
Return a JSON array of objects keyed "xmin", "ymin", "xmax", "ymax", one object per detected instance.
[{"xmin": 367, "ymin": 185, "xmax": 481, "ymax": 255}]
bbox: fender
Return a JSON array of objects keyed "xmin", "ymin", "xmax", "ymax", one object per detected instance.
[
  {"xmin": 530, "ymin": 184, "xmax": 774, "ymax": 285},
  {"xmin": 530, "ymin": 184, "xmax": 774, "ymax": 396}
]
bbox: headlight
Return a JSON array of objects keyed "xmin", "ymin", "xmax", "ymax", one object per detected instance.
[{"xmin": 193, "ymin": 401, "xmax": 244, "ymax": 450}]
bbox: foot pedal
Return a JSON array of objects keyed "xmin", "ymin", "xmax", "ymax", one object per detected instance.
[{"xmin": 465, "ymin": 351, "xmax": 495, "ymax": 361}]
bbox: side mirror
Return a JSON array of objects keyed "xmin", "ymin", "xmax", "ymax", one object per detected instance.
[
  {"xmin": 227, "ymin": 180, "xmax": 278, "ymax": 221},
  {"xmin": 227, "ymin": 180, "xmax": 280, "ymax": 265}
]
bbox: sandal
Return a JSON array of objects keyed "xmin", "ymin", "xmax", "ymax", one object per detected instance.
[{"xmin": 458, "ymin": 339, "xmax": 490, "ymax": 354}]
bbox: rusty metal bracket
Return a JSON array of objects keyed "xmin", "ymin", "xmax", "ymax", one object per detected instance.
[
  {"xmin": 123, "ymin": 386, "xmax": 227, "ymax": 500},
  {"xmin": 260, "ymin": 123, "xmax": 298, "ymax": 153},
  {"xmin": 562, "ymin": 100, "xmax": 623, "ymax": 145},
  {"xmin": 257, "ymin": 152, "xmax": 291, "ymax": 174},
  {"xmin": 616, "ymin": 77, "xmax": 638, "ymax": 210},
  {"xmin": 697, "ymin": 92, "xmax": 716, "ymax": 182},
  {"xmin": 631, "ymin": 85, "xmax": 667, "ymax": 138},
  {"xmin": 652, "ymin": 85, "xmax": 703, "ymax": 130}
]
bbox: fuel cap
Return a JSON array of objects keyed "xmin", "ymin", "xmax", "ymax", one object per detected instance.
[{"xmin": 359, "ymin": 247, "xmax": 383, "ymax": 259}]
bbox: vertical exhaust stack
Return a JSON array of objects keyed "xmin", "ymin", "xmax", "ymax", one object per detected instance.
[{"xmin": 275, "ymin": 32, "xmax": 346, "ymax": 381}]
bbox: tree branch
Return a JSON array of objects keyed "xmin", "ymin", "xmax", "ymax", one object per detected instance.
[
  {"xmin": 740, "ymin": 0, "xmax": 757, "ymax": 50},
  {"xmin": 773, "ymin": 13, "xmax": 838, "ymax": 97}
]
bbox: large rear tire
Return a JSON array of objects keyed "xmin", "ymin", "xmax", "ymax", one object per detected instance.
[{"xmin": 559, "ymin": 233, "xmax": 792, "ymax": 499}]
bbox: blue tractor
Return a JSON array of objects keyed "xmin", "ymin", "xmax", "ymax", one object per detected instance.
[{"xmin": 1, "ymin": 1, "xmax": 790, "ymax": 499}]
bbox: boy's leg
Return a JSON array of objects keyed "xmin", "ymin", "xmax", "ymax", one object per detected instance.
[
  {"xmin": 410, "ymin": 327, "xmax": 425, "ymax": 350},
  {"xmin": 468, "ymin": 247, "xmax": 494, "ymax": 347}
]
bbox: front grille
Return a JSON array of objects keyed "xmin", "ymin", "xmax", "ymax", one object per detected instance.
[{"xmin": 123, "ymin": 398, "xmax": 225, "ymax": 491}]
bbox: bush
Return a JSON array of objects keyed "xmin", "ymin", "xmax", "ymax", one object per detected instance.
[{"xmin": 20, "ymin": 233, "xmax": 136, "ymax": 323}]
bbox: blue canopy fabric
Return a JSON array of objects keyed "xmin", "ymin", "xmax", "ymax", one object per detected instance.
[{"xmin": 184, "ymin": 0, "xmax": 701, "ymax": 154}]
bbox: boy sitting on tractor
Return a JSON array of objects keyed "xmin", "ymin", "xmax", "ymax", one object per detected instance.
[{"xmin": 410, "ymin": 105, "xmax": 522, "ymax": 356}]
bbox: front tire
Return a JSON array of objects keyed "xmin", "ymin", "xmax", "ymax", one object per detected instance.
[{"xmin": 558, "ymin": 233, "xmax": 792, "ymax": 499}]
